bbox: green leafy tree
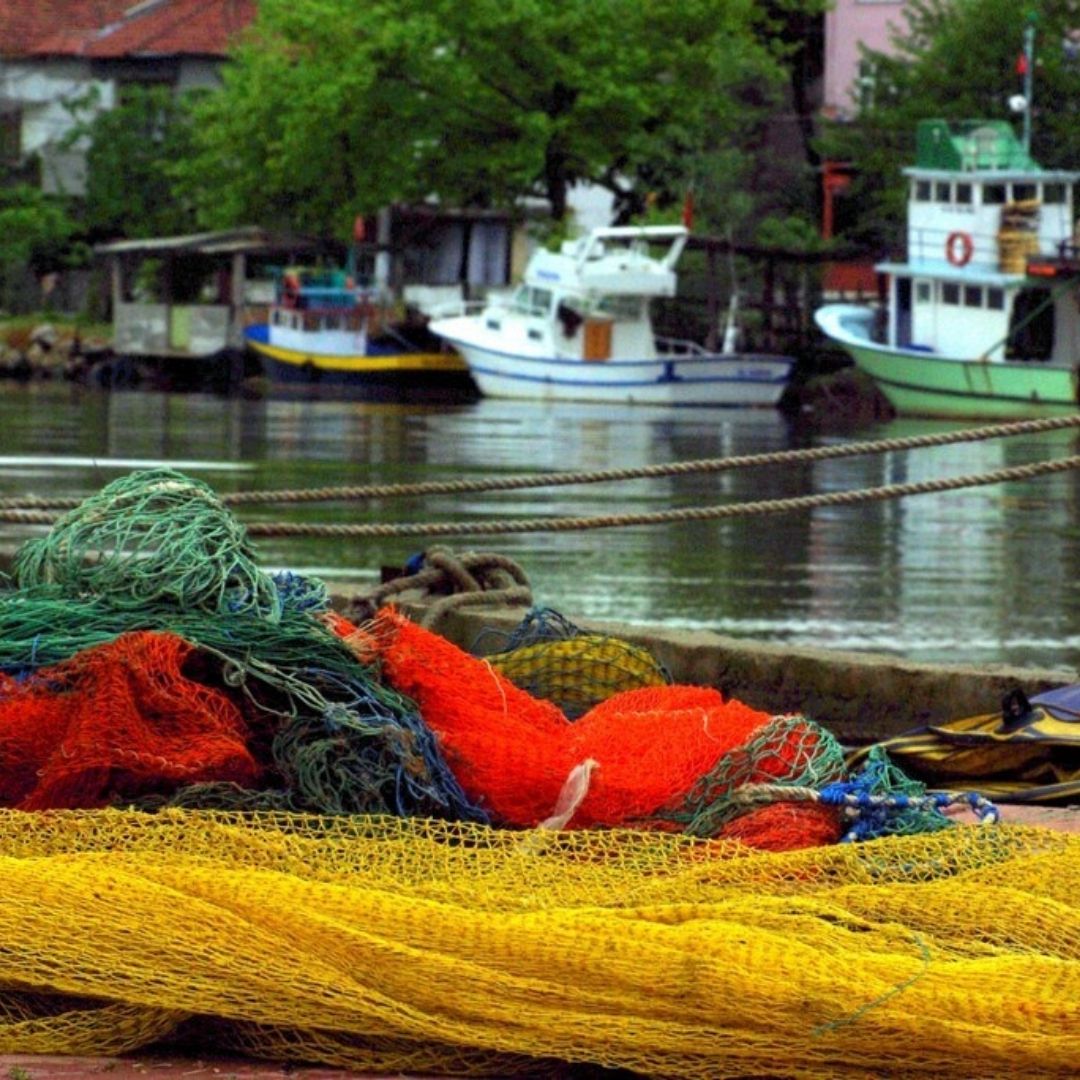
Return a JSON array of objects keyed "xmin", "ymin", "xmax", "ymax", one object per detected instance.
[
  {"xmin": 68, "ymin": 85, "xmax": 202, "ymax": 239},
  {"xmin": 0, "ymin": 184, "xmax": 80, "ymax": 309},
  {"xmin": 816, "ymin": 0, "xmax": 1080, "ymax": 251},
  {"xmin": 176, "ymin": 0, "xmax": 802, "ymax": 240}
]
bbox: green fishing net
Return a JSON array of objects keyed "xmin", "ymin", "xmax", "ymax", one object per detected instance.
[{"xmin": 12, "ymin": 467, "xmax": 281, "ymax": 621}]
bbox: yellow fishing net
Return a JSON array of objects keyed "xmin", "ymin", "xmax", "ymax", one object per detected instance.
[{"xmin": 1, "ymin": 809, "xmax": 1078, "ymax": 1078}]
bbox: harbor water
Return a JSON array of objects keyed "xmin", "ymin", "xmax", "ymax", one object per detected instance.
[{"xmin": 2, "ymin": 381, "xmax": 1080, "ymax": 672}]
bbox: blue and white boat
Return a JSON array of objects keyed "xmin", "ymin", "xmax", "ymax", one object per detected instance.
[
  {"xmin": 428, "ymin": 225, "xmax": 794, "ymax": 406},
  {"xmin": 245, "ymin": 267, "xmax": 476, "ymax": 397}
]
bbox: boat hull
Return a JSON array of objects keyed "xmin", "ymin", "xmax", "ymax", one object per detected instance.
[
  {"xmin": 430, "ymin": 335, "xmax": 793, "ymax": 407},
  {"xmin": 244, "ymin": 325, "xmax": 477, "ymax": 398},
  {"xmin": 816, "ymin": 304, "xmax": 1080, "ymax": 419}
]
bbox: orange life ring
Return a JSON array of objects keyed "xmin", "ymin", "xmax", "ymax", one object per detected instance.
[{"xmin": 945, "ymin": 231, "xmax": 974, "ymax": 267}]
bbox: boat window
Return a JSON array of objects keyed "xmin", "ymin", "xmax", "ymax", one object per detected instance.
[
  {"xmin": 942, "ymin": 283, "xmax": 961, "ymax": 305},
  {"xmin": 1013, "ymin": 182, "xmax": 1037, "ymax": 202},
  {"xmin": 915, "ymin": 282, "xmax": 931, "ymax": 303},
  {"xmin": 325, "ymin": 314, "xmax": 340, "ymax": 331},
  {"xmin": 987, "ymin": 288, "xmax": 1005, "ymax": 310},
  {"xmin": 914, "ymin": 180, "xmax": 932, "ymax": 202},
  {"xmin": 935, "ymin": 181, "xmax": 951, "ymax": 203},
  {"xmin": 984, "ymin": 183, "xmax": 1007, "ymax": 205},
  {"xmin": 596, "ymin": 295, "xmax": 642, "ymax": 320},
  {"xmin": 955, "ymin": 183, "xmax": 973, "ymax": 206},
  {"xmin": 511, "ymin": 285, "xmax": 552, "ymax": 316},
  {"xmin": 1043, "ymin": 182, "xmax": 1066, "ymax": 204},
  {"xmin": 963, "ymin": 286, "xmax": 982, "ymax": 307}
]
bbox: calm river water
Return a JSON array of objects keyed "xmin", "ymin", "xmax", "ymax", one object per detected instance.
[{"xmin": 2, "ymin": 381, "xmax": 1080, "ymax": 672}]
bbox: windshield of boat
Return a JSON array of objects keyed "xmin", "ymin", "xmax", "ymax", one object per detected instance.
[{"xmin": 510, "ymin": 285, "xmax": 553, "ymax": 316}]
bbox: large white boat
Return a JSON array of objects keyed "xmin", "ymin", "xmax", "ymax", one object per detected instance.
[
  {"xmin": 427, "ymin": 225, "xmax": 794, "ymax": 406},
  {"xmin": 815, "ymin": 119, "xmax": 1080, "ymax": 419}
]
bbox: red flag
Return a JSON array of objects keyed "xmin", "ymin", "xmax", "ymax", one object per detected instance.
[
  {"xmin": 681, "ymin": 190, "xmax": 694, "ymax": 230},
  {"xmin": 1016, "ymin": 53, "xmax": 1029, "ymax": 76}
]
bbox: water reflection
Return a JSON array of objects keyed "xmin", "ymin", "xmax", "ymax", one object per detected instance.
[{"xmin": 1, "ymin": 382, "xmax": 1079, "ymax": 671}]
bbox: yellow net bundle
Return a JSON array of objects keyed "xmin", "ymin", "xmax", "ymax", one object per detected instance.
[{"xmin": 1, "ymin": 808, "xmax": 1079, "ymax": 1079}]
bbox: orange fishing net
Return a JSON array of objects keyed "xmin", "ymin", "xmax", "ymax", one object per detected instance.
[
  {"xmin": 0, "ymin": 631, "xmax": 261, "ymax": 809},
  {"xmin": 366, "ymin": 607, "xmax": 843, "ymax": 844}
]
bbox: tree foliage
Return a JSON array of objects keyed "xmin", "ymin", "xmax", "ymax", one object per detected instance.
[
  {"xmin": 176, "ymin": 0, "xmax": 805, "ymax": 240},
  {"xmin": 0, "ymin": 185, "xmax": 79, "ymax": 269},
  {"xmin": 0, "ymin": 184, "xmax": 80, "ymax": 309},
  {"xmin": 816, "ymin": 0, "xmax": 1080, "ymax": 250},
  {"xmin": 69, "ymin": 85, "xmax": 202, "ymax": 240}
]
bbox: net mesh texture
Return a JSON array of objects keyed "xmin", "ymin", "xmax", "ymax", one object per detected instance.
[{"xmin": 0, "ymin": 467, "xmax": 1074, "ymax": 1078}]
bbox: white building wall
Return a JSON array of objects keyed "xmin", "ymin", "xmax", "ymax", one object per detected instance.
[
  {"xmin": 176, "ymin": 58, "xmax": 226, "ymax": 92},
  {"xmin": 1, "ymin": 56, "xmax": 225, "ymax": 196},
  {"xmin": 0, "ymin": 59, "xmax": 114, "ymax": 195}
]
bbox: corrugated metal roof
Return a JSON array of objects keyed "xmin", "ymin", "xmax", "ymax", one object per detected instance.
[{"xmin": 94, "ymin": 227, "xmax": 329, "ymax": 257}]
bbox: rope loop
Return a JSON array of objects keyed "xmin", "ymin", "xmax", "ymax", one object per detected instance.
[{"xmin": 346, "ymin": 547, "xmax": 532, "ymax": 629}]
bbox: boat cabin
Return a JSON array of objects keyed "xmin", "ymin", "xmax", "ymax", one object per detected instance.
[
  {"xmin": 875, "ymin": 120, "xmax": 1080, "ymax": 362},
  {"xmin": 263, "ymin": 266, "xmax": 381, "ymax": 356},
  {"xmin": 488, "ymin": 226, "xmax": 691, "ymax": 362}
]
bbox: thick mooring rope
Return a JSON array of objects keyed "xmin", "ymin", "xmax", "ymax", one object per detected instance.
[
  {"xmin": 2, "ymin": 413, "xmax": 1080, "ymax": 510},
  {"xmin": 2, "ymin": 454, "xmax": 1079, "ymax": 538}
]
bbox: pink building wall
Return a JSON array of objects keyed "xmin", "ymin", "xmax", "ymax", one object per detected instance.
[{"xmin": 824, "ymin": 0, "xmax": 910, "ymax": 119}]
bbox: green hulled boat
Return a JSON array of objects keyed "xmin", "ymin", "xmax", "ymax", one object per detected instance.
[{"xmin": 816, "ymin": 118, "xmax": 1080, "ymax": 419}]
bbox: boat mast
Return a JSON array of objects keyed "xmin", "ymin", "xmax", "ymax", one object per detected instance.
[{"xmin": 1020, "ymin": 12, "xmax": 1037, "ymax": 155}]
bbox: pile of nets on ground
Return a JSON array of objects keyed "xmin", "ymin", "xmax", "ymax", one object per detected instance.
[{"xmin": 1, "ymin": 467, "xmax": 1076, "ymax": 1078}]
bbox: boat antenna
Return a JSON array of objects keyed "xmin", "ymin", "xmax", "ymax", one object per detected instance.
[{"xmin": 1019, "ymin": 11, "xmax": 1037, "ymax": 156}]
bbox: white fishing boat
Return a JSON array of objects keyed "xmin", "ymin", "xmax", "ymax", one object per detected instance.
[
  {"xmin": 815, "ymin": 118, "xmax": 1080, "ymax": 419},
  {"xmin": 427, "ymin": 225, "xmax": 795, "ymax": 406}
]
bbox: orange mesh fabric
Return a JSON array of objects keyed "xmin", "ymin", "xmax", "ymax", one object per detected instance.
[
  {"xmin": 569, "ymin": 685, "xmax": 774, "ymax": 827},
  {"xmin": 0, "ymin": 631, "xmax": 261, "ymax": 809},
  {"xmin": 372, "ymin": 608, "xmax": 575, "ymax": 823},
  {"xmin": 370, "ymin": 608, "xmax": 833, "ymax": 845},
  {"xmin": 718, "ymin": 802, "xmax": 844, "ymax": 850}
]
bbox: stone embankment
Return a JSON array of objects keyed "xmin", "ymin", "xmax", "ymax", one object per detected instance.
[{"xmin": 0, "ymin": 322, "xmax": 117, "ymax": 385}]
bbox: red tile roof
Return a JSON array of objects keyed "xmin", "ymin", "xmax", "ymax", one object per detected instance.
[{"xmin": 0, "ymin": 1, "xmax": 256, "ymax": 59}]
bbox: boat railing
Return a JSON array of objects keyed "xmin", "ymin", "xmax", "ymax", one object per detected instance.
[
  {"xmin": 271, "ymin": 307, "xmax": 368, "ymax": 333},
  {"xmin": 656, "ymin": 336, "xmax": 708, "ymax": 357},
  {"xmin": 905, "ymin": 220, "xmax": 1064, "ymax": 268}
]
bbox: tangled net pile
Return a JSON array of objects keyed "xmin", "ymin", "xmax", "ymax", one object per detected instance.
[{"xmin": 0, "ymin": 468, "xmax": 1076, "ymax": 1079}]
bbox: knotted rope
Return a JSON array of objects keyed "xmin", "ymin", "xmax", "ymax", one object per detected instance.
[
  {"xmin": 730, "ymin": 742, "xmax": 1001, "ymax": 844},
  {"xmin": 346, "ymin": 547, "xmax": 532, "ymax": 628}
]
